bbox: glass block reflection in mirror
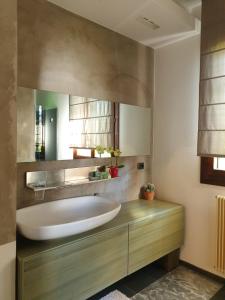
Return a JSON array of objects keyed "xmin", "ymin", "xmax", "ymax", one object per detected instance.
[{"xmin": 17, "ymin": 87, "xmax": 151, "ymax": 162}]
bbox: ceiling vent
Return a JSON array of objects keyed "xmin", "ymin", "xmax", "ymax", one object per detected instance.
[{"xmin": 137, "ymin": 16, "xmax": 160, "ymax": 30}]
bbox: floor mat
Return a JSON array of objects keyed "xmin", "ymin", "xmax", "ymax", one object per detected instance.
[{"xmin": 100, "ymin": 290, "xmax": 130, "ymax": 300}]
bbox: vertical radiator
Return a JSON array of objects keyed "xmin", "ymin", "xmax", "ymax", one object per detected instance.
[{"xmin": 216, "ymin": 195, "xmax": 225, "ymax": 274}]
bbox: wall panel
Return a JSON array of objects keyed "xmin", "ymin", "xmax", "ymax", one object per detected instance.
[{"xmin": 18, "ymin": 0, "xmax": 154, "ymax": 107}]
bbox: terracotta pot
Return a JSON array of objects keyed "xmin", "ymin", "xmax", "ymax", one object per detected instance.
[
  {"xmin": 144, "ymin": 191, "xmax": 155, "ymax": 201},
  {"xmin": 109, "ymin": 166, "xmax": 119, "ymax": 178}
]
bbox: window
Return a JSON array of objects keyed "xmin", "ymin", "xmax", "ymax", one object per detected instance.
[
  {"xmin": 214, "ymin": 157, "xmax": 225, "ymax": 171},
  {"xmin": 201, "ymin": 157, "xmax": 225, "ymax": 186}
]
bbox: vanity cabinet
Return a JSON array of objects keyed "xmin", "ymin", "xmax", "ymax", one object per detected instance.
[
  {"xmin": 17, "ymin": 226, "xmax": 128, "ymax": 300},
  {"xmin": 17, "ymin": 200, "xmax": 184, "ymax": 300},
  {"xmin": 128, "ymin": 209, "xmax": 184, "ymax": 273}
]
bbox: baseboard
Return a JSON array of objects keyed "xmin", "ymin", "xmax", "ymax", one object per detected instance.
[{"xmin": 180, "ymin": 260, "xmax": 225, "ymax": 283}]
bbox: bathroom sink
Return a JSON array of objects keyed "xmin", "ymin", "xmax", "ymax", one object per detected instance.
[{"xmin": 16, "ymin": 196, "xmax": 121, "ymax": 240}]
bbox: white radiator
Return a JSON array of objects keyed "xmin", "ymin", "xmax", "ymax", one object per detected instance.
[{"xmin": 216, "ymin": 195, "xmax": 225, "ymax": 274}]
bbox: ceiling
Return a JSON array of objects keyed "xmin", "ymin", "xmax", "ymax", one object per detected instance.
[
  {"xmin": 174, "ymin": 0, "xmax": 201, "ymax": 19},
  {"xmin": 48, "ymin": 0, "xmax": 201, "ymax": 49},
  {"xmin": 174, "ymin": 0, "xmax": 201, "ymax": 10}
]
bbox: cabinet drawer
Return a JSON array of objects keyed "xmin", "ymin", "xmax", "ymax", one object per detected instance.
[
  {"xmin": 128, "ymin": 209, "xmax": 184, "ymax": 273},
  {"xmin": 18, "ymin": 226, "xmax": 128, "ymax": 300}
]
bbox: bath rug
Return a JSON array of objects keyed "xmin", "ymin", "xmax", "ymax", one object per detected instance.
[
  {"xmin": 132, "ymin": 265, "xmax": 223, "ymax": 300},
  {"xmin": 100, "ymin": 290, "xmax": 130, "ymax": 300}
]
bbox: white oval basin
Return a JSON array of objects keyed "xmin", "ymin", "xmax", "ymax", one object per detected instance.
[{"xmin": 16, "ymin": 196, "xmax": 121, "ymax": 241}]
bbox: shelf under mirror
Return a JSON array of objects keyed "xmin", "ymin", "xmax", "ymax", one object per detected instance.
[{"xmin": 26, "ymin": 168, "xmax": 120, "ymax": 192}]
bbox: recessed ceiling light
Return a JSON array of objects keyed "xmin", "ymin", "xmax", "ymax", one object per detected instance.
[{"xmin": 137, "ymin": 16, "xmax": 160, "ymax": 30}]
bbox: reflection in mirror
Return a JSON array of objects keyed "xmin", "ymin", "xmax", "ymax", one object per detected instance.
[
  {"xmin": 17, "ymin": 87, "xmax": 151, "ymax": 162},
  {"xmin": 69, "ymin": 96, "xmax": 116, "ymax": 155}
]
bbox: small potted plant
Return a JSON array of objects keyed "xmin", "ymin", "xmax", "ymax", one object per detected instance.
[
  {"xmin": 106, "ymin": 147, "xmax": 124, "ymax": 178},
  {"xmin": 143, "ymin": 183, "xmax": 155, "ymax": 201},
  {"xmin": 97, "ymin": 165, "xmax": 108, "ymax": 179}
]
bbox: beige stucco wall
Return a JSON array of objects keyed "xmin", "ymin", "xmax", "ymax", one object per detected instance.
[
  {"xmin": 0, "ymin": 0, "xmax": 17, "ymax": 299},
  {"xmin": 153, "ymin": 35, "xmax": 225, "ymax": 277},
  {"xmin": 18, "ymin": 0, "xmax": 154, "ymax": 108},
  {"xmin": 0, "ymin": 0, "xmax": 17, "ymax": 246}
]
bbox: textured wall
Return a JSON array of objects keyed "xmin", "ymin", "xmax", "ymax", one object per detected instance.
[
  {"xmin": 17, "ymin": 0, "xmax": 154, "ymax": 209},
  {"xmin": 0, "ymin": 0, "xmax": 17, "ymax": 299},
  {"xmin": 0, "ymin": 0, "xmax": 17, "ymax": 245},
  {"xmin": 18, "ymin": 0, "xmax": 154, "ymax": 108}
]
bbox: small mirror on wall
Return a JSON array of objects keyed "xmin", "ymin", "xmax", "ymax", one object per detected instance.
[{"xmin": 17, "ymin": 87, "xmax": 151, "ymax": 162}]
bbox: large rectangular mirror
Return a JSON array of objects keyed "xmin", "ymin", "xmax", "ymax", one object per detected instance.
[{"xmin": 17, "ymin": 87, "xmax": 151, "ymax": 162}]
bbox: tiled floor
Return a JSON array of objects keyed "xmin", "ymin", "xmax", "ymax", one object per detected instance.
[
  {"xmin": 211, "ymin": 286, "xmax": 225, "ymax": 300},
  {"xmin": 89, "ymin": 262, "xmax": 168, "ymax": 299},
  {"xmin": 89, "ymin": 262, "xmax": 225, "ymax": 300},
  {"xmin": 132, "ymin": 265, "xmax": 223, "ymax": 300}
]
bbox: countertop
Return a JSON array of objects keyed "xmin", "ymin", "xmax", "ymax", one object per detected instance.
[{"xmin": 17, "ymin": 199, "xmax": 183, "ymax": 260}]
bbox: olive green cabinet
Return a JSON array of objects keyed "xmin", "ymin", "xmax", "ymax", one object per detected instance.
[
  {"xmin": 17, "ymin": 200, "xmax": 184, "ymax": 300},
  {"xmin": 18, "ymin": 226, "xmax": 128, "ymax": 300},
  {"xmin": 128, "ymin": 208, "xmax": 184, "ymax": 273}
]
